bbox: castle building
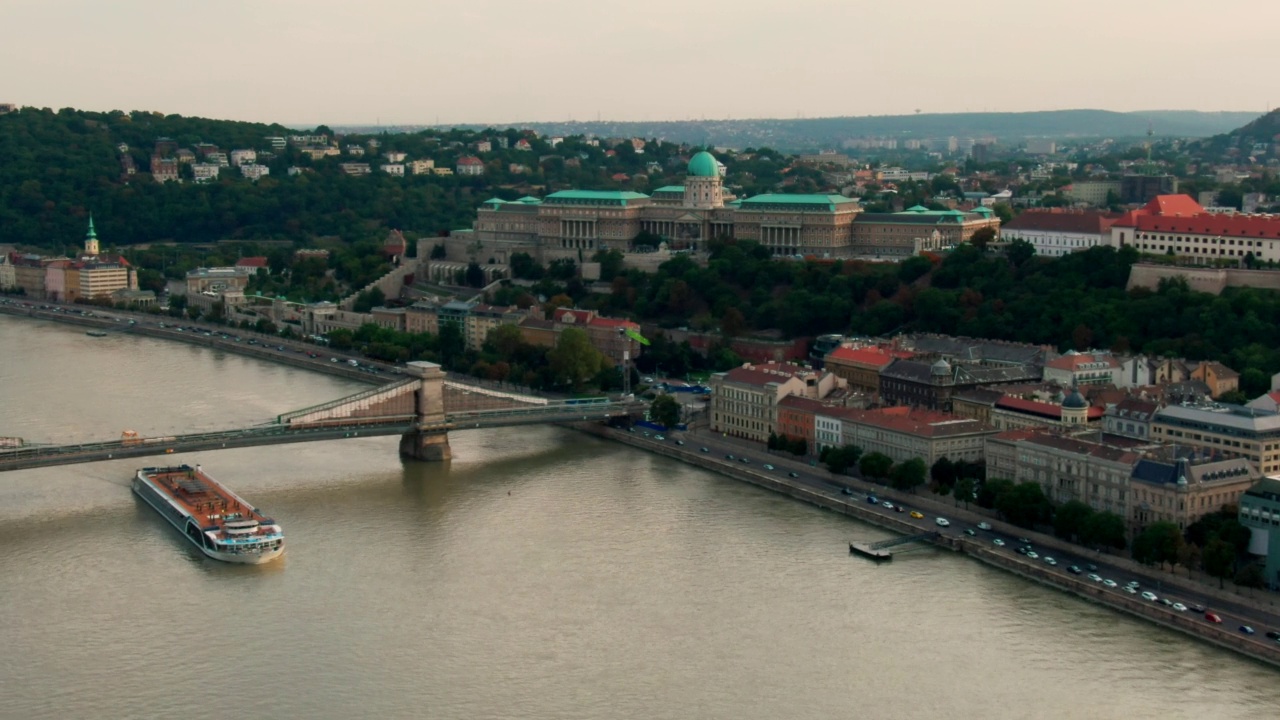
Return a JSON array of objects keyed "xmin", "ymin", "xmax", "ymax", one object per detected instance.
[{"xmin": 456, "ymin": 151, "xmax": 999, "ymax": 266}]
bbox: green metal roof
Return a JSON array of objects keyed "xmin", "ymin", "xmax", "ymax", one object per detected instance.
[
  {"xmin": 688, "ymin": 151, "xmax": 719, "ymax": 177},
  {"xmin": 544, "ymin": 189, "xmax": 651, "ymax": 206},
  {"xmin": 904, "ymin": 205, "xmax": 930, "ymax": 213},
  {"xmin": 517, "ymin": 196, "xmax": 542, "ymax": 204},
  {"xmin": 482, "ymin": 198, "xmax": 507, "ymax": 206},
  {"xmin": 738, "ymin": 194, "xmax": 860, "ymax": 211},
  {"xmin": 86, "ymin": 213, "xmax": 97, "ymax": 239},
  {"xmin": 653, "ymin": 185, "xmax": 685, "ymax": 193}
]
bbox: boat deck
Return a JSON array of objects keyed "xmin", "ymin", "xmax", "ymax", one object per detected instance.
[{"xmin": 144, "ymin": 467, "xmax": 275, "ymax": 539}]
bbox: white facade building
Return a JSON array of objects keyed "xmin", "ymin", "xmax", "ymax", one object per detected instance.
[{"xmin": 230, "ymin": 149, "xmax": 257, "ymax": 167}]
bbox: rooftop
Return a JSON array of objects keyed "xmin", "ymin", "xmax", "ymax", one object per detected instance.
[
  {"xmin": 544, "ymin": 190, "xmax": 651, "ymax": 207},
  {"xmin": 738, "ymin": 194, "xmax": 860, "ymax": 211}
]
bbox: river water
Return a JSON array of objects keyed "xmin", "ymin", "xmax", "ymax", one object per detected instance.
[{"xmin": 1, "ymin": 313, "xmax": 1277, "ymax": 719}]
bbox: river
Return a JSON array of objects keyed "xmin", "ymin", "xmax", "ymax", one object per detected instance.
[{"xmin": 1, "ymin": 313, "xmax": 1277, "ymax": 719}]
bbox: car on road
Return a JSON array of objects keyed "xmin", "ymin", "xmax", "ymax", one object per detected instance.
[
  {"xmin": 977, "ymin": 522, "xmax": 992, "ymax": 531},
  {"xmin": 1240, "ymin": 625, "xmax": 1256, "ymax": 635},
  {"xmin": 1016, "ymin": 537, "xmax": 1031, "ymax": 544},
  {"xmin": 788, "ymin": 472, "xmax": 799, "ymax": 478},
  {"xmin": 1206, "ymin": 612, "xmax": 1223, "ymax": 624},
  {"xmin": 1088, "ymin": 573, "xmax": 1103, "ymax": 583},
  {"xmin": 1266, "ymin": 631, "xmax": 1280, "ymax": 641},
  {"xmin": 1026, "ymin": 551, "xmax": 1039, "ymax": 560},
  {"xmin": 1188, "ymin": 604, "xmax": 1207, "ymax": 613},
  {"xmin": 867, "ymin": 496, "xmax": 879, "ymax": 504},
  {"xmin": 964, "ymin": 529, "xmax": 976, "ymax": 537},
  {"xmin": 910, "ymin": 511, "xmax": 924, "ymax": 519},
  {"xmin": 700, "ymin": 447, "xmax": 709, "ymax": 453},
  {"xmin": 762, "ymin": 464, "xmax": 774, "ymax": 471},
  {"xmin": 993, "ymin": 538, "xmax": 1006, "ymax": 547},
  {"xmin": 935, "ymin": 517, "xmax": 951, "ymax": 528},
  {"xmin": 1126, "ymin": 581, "xmax": 1141, "ymax": 590},
  {"xmin": 654, "ymin": 435, "xmax": 665, "ymax": 441},
  {"xmin": 1124, "ymin": 586, "xmax": 1138, "ymax": 595},
  {"xmin": 675, "ymin": 440, "xmax": 684, "ymax": 446},
  {"xmin": 1044, "ymin": 557, "xmax": 1057, "ymax": 566},
  {"xmin": 1141, "ymin": 591, "xmax": 1158, "ymax": 602},
  {"xmin": 882, "ymin": 501, "xmax": 894, "ymax": 510},
  {"xmin": 1067, "ymin": 565, "xmax": 1082, "ymax": 575},
  {"xmin": 841, "ymin": 487, "xmax": 854, "ymax": 496},
  {"xmin": 725, "ymin": 454, "xmax": 734, "ymax": 460},
  {"xmin": 739, "ymin": 457, "xmax": 749, "ymax": 464},
  {"xmin": 1160, "ymin": 598, "xmax": 1174, "ymax": 607},
  {"xmin": 894, "ymin": 505, "xmax": 904, "ymax": 513},
  {"xmin": 1102, "ymin": 579, "xmax": 1117, "ymax": 588},
  {"xmin": 1172, "ymin": 603, "xmax": 1188, "ymax": 612}
]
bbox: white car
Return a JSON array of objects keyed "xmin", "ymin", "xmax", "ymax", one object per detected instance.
[
  {"xmin": 935, "ymin": 518, "xmax": 951, "ymax": 528},
  {"xmin": 976, "ymin": 522, "xmax": 992, "ymax": 531},
  {"xmin": 992, "ymin": 538, "xmax": 1006, "ymax": 547},
  {"xmin": 1172, "ymin": 603, "xmax": 1188, "ymax": 612},
  {"xmin": 1123, "ymin": 586, "xmax": 1138, "ymax": 595},
  {"xmin": 1102, "ymin": 579, "xmax": 1117, "ymax": 588},
  {"xmin": 1026, "ymin": 551, "xmax": 1039, "ymax": 560},
  {"xmin": 1142, "ymin": 591, "xmax": 1159, "ymax": 602},
  {"xmin": 1087, "ymin": 573, "xmax": 1103, "ymax": 583},
  {"xmin": 883, "ymin": 501, "xmax": 895, "ymax": 510}
]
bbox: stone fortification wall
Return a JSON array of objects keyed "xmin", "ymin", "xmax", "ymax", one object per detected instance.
[{"xmin": 1127, "ymin": 263, "xmax": 1280, "ymax": 295}]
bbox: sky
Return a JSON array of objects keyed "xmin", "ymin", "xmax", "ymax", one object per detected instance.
[{"xmin": 1, "ymin": 0, "xmax": 1275, "ymax": 127}]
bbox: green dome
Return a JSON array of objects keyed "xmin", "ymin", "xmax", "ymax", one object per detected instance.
[{"xmin": 687, "ymin": 151, "xmax": 719, "ymax": 177}]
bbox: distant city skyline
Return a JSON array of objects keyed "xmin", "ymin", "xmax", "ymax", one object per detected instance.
[{"xmin": 1, "ymin": 0, "xmax": 1275, "ymax": 127}]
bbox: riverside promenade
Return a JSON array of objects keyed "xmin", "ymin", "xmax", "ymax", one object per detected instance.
[{"xmin": 582, "ymin": 423, "xmax": 1280, "ymax": 671}]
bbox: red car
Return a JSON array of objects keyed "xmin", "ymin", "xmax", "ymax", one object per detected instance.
[{"xmin": 1205, "ymin": 612, "xmax": 1223, "ymax": 624}]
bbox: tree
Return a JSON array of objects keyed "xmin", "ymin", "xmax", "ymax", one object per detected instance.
[
  {"xmin": 465, "ymin": 262, "xmax": 486, "ymax": 288},
  {"xmin": 970, "ymin": 226, "xmax": 997, "ymax": 251},
  {"xmin": 485, "ymin": 323, "xmax": 524, "ymax": 359},
  {"xmin": 890, "ymin": 457, "xmax": 927, "ymax": 493},
  {"xmin": 1080, "ymin": 511, "xmax": 1126, "ymax": 550},
  {"xmin": 1005, "ymin": 238, "xmax": 1035, "ymax": 267},
  {"xmin": 352, "ymin": 287, "xmax": 385, "ymax": 313},
  {"xmin": 254, "ymin": 318, "xmax": 276, "ymax": 335},
  {"xmin": 650, "ymin": 393, "xmax": 682, "ymax": 429},
  {"xmin": 977, "ymin": 478, "xmax": 1014, "ymax": 509},
  {"xmin": 438, "ymin": 321, "xmax": 465, "ymax": 368},
  {"xmin": 824, "ymin": 444, "xmax": 862, "ymax": 474},
  {"xmin": 1132, "ymin": 521, "xmax": 1184, "ymax": 571},
  {"xmin": 996, "ymin": 482, "xmax": 1052, "ymax": 529},
  {"xmin": 992, "ymin": 202, "xmax": 1014, "ymax": 225},
  {"xmin": 1234, "ymin": 563, "xmax": 1265, "ymax": 589},
  {"xmin": 510, "ymin": 252, "xmax": 542, "ymax": 280},
  {"xmin": 952, "ymin": 477, "xmax": 976, "ymax": 509},
  {"xmin": 721, "ymin": 307, "xmax": 746, "ymax": 338},
  {"xmin": 430, "ymin": 244, "xmax": 447, "ymax": 260},
  {"xmin": 859, "ymin": 452, "xmax": 893, "ymax": 480},
  {"xmin": 593, "ymin": 249, "xmax": 625, "ymax": 281},
  {"xmin": 1202, "ymin": 534, "xmax": 1235, "ymax": 589},
  {"xmin": 930, "ymin": 457, "xmax": 956, "ymax": 489},
  {"xmin": 547, "ymin": 327, "xmax": 606, "ymax": 392},
  {"xmin": 1053, "ymin": 500, "xmax": 1095, "ymax": 542}
]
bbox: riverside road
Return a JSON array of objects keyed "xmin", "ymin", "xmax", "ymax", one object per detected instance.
[{"xmin": 611, "ymin": 424, "xmax": 1280, "ymax": 668}]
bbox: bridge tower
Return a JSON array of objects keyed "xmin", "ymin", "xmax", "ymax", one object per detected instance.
[{"xmin": 398, "ymin": 360, "xmax": 452, "ymax": 461}]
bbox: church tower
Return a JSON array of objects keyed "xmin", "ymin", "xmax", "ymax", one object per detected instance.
[
  {"xmin": 84, "ymin": 214, "xmax": 100, "ymax": 257},
  {"xmin": 683, "ymin": 151, "xmax": 724, "ymax": 209}
]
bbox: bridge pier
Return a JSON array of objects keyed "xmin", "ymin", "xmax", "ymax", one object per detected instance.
[
  {"xmin": 399, "ymin": 427, "xmax": 451, "ymax": 461},
  {"xmin": 399, "ymin": 360, "xmax": 450, "ymax": 462}
]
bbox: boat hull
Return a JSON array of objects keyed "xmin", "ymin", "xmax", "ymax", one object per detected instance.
[{"xmin": 132, "ymin": 473, "xmax": 285, "ymax": 565}]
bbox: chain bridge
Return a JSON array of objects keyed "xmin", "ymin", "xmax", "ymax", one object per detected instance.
[{"xmin": 0, "ymin": 362, "xmax": 645, "ymax": 472}]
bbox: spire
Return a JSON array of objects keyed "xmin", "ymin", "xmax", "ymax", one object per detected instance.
[
  {"xmin": 84, "ymin": 213, "xmax": 100, "ymax": 257},
  {"xmin": 86, "ymin": 213, "xmax": 97, "ymax": 240}
]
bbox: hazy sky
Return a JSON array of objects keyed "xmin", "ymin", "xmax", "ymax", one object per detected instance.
[{"xmin": 2, "ymin": 0, "xmax": 1275, "ymax": 127}]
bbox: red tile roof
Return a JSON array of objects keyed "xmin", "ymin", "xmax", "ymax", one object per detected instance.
[
  {"xmin": 997, "ymin": 396, "xmax": 1104, "ymax": 420},
  {"xmin": 722, "ymin": 362, "xmax": 814, "ymax": 387},
  {"xmin": 236, "ymin": 256, "xmax": 268, "ymax": 268},
  {"xmin": 1112, "ymin": 194, "xmax": 1280, "ymax": 239},
  {"xmin": 845, "ymin": 407, "xmax": 993, "ymax": 438},
  {"xmin": 587, "ymin": 315, "xmax": 639, "ymax": 330},
  {"xmin": 1003, "ymin": 209, "xmax": 1122, "ymax": 235},
  {"xmin": 1045, "ymin": 353, "xmax": 1120, "ymax": 371},
  {"xmin": 826, "ymin": 345, "xmax": 914, "ymax": 368},
  {"xmin": 457, "ymin": 156, "xmax": 483, "ymax": 166},
  {"xmin": 552, "ymin": 308, "xmax": 594, "ymax": 325}
]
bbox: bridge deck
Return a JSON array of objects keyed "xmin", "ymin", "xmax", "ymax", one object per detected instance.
[{"xmin": 0, "ymin": 401, "xmax": 645, "ymax": 473}]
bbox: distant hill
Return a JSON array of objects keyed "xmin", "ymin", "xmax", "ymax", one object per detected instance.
[
  {"xmin": 349, "ymin": 110, "xmax": 1261, "ymax": 152},
  {"xmin": 1195, "ymin": 108, "xmax": 1280, "ymax": 155}
]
